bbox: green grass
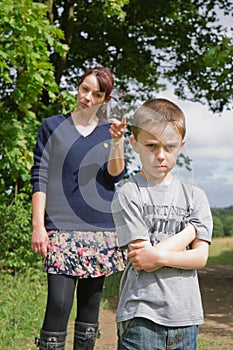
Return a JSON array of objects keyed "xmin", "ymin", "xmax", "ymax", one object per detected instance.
[
  {"xmin": 0, "ymin": 237, "xmax": 232, "ymax": 349},
  {"xmin": 208, "ymin": 237, "xmax": 233, "ymax": 265},
  {"xmin": 0, "ymin": 268, "xmax": 77, "ymax": 350},
  {"xmin": 102, "ymin": 271, "xmax": 122, "ymax": 308},
  {"xmin": 0, "ymin": 268, "xmax": 47, "ymax": 349},
  {"xmin": 197, "ymin": 338, "xmax": 227, "ymax": 350}
]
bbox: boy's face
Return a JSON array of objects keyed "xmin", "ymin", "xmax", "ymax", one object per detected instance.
[{"xmin": 131, "ymin": 123, "xmax": 185, "ymax": 184}]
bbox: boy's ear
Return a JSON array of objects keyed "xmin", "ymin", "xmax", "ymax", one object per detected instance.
[
  {"xmin": 179, "ymin": 140, "xmax": 186, "ymax": 154},
  {"xmin": 130, "ymin": 135, "xmax": 140, "ymax": 153}
]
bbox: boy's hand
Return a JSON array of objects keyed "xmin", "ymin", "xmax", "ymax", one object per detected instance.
[{"xmin": 128, "ymin": 242, "xmax": 165, "ymax": 272}]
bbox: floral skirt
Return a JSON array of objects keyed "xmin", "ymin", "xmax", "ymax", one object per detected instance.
[{"xmin": 43, "ymin": 230, "xmax": 127, "ymax": 278}]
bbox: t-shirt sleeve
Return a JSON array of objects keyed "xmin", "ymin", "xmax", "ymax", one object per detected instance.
[
  {"xmin": 189, "ymin": 187, "xmax": 213, "ymax": 243},
  {"xmin": 112, "ymin": 186, "xmax": 150, "ymax": 247}
]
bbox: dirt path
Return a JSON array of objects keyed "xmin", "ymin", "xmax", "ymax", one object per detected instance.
[
  {"xmin": 66, "ymin": 265, "xmax": 233, "ymax": 349},
  {"xmin": 197, "ymin": 264, "xmax": 233, "ymax": 349}
]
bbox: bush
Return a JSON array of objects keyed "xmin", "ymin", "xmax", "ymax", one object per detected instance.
[
  {"xmin": 212, "ymin": 215, "xmax": 225, "ymax": 238},
  {"xmin": 0, "ymin": 194, "xmax": 41, "ymax": 272},
  {"xmin": 223, "ymin": 215, "xmax": 233, "ymax": 237}
]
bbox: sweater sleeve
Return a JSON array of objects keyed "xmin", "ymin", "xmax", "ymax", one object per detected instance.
[
  {"xmin": 30, "ymin": 119, "xmax": 52, "ymax": 194},
  {"xmin": 103, "ymin": 161, "xmax": 127, "ymax": 184}
]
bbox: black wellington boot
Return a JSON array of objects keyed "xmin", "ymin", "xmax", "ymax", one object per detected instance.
[
  {"xmin": 73, "ymin": 321, "xmax": 101, "ymax": 350},
  {"xmin": 35, "ymin": 329, "xmax": 67, "ymax": 349}
]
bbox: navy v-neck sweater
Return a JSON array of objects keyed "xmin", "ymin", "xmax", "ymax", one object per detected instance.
[{"xmin": 31, "ymin": 113, "xmax": 126, "ymax": 231}]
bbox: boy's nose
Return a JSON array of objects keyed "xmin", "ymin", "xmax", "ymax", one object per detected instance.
[{"xmin": 156, "ymin": 148, "xmax": 165, "ymax": 160}]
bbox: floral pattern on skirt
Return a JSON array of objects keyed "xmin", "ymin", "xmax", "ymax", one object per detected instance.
[{"xmin": 43, "ymin": 230, "xmax": 127, "ymax": 278}]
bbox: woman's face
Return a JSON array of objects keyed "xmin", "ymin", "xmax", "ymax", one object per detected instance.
[{"xmin": 76, "ymin": 74, "xmax": 106, "ymax": 111}]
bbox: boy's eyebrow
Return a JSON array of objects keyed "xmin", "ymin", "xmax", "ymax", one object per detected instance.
[
  {"xmin": 144, "ymin": 139, "xmax": 181, "ymax": 146},
  {"xmin": 143, "ymin": 139, "xmax": 159, "ymax": 143}
]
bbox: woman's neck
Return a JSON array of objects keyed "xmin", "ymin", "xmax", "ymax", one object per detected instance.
[{"xmin": 71, "ymin": 109, "xmax": 98, "ymax": 127}]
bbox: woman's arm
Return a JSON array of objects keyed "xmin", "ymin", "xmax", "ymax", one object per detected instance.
[
  {"xmin": 31, "ymin": 191, "xmax": 48, "ymax": 258},
  {"xmin": 107, "ymin": 116, "xmax": 126, "ymax": 176}
]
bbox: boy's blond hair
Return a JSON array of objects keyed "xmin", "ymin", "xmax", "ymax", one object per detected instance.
[{"xmin": 131, "ymin": 98, "xmax": 186, "ymax": 140}]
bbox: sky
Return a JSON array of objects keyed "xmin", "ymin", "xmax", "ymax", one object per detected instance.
[{"xmin": 157, "ymin": 88, "xmax": 233, "ymax": 208}]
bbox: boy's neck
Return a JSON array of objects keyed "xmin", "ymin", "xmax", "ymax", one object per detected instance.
[{"xmin": 139, "ymin": 170, "xmax": 173, "ymax": 185}]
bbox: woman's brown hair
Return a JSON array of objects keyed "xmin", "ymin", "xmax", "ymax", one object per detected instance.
[{"xmin": 78, "ymin": 67, "xmax": 114, "ymax": 102}]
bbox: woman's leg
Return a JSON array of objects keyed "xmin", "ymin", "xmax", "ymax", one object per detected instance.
[
  {"xmin": 76, "ymin": 275, "xmax": 105, "ymax": 323},
  {"xmin": 43, "ymin": 273, "xmax": 77, "ymax": 331},
  {"xmin": 73, "ymin": 276, "xmax": 105, "ymax": 350},
  {"xmin": 35, "ymin": 274, "xmax": 77, "ymax": 349}
]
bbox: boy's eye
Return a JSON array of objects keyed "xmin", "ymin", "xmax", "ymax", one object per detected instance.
[
  {"xmin": 145, "ymin": 143, "xmax": 178, "ymax": 152},
  {"xmin": 166, "ymin": 144, "xmax": 177, "ymax": 151},
  {"xmin": 146, "ymin": 144, "xmax": 158, "ymax": 150}
]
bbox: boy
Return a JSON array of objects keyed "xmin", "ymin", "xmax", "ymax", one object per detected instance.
[{"xmin": 112, "ymin": 98, "xmax": 213, "ymax": 350}]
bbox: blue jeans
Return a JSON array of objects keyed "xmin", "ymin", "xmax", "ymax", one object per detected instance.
[{"xmin": 117, "ymin": 317, "xmax": 198, "ymax": 350}]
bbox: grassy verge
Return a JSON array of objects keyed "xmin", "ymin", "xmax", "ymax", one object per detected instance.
[
  {"xmin": 0, "ymin": 268, "xmax": 47, "ymax": 349},
  {"xmin": 0, "ymin": 237, "xmax": 232, "ymax": 349},
  {"xmin": 0, "ymin": 267, "xmax": 77, "ymax": 350},
  {"xmin": 208, "ymin": 237, "xmax": 233, "ymax": 265}
]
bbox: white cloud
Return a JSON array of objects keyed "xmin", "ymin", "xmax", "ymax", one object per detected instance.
[
  {"xmin": 194, "ymin": 169, "xmax": 233, "ymax": 208},
  {"xmin": 187, "ymin": 146, "xmax": 233, "ymax": 161},
  {"xmin": 185, "ymin": 109, "xmax": 233, "ymax": 161}
]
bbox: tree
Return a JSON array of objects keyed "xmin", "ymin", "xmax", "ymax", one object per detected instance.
[
  {"xmin": 212, "ymin": 206, "xmax": 233, "ymax": 237},
  {"xmin": 1, "ymin": 0, "xmax": 232, "ymax": 271},
  {"xmin": 223, "ymin": 216, "xmax": 233, "ymax": 237},
  {"xmin": 1, "ymin": 0, "xmax": 232, "ymax": 201},
  {"xmin": 0, "ymin": 0, "xmax": 70, "ymax": 271},
  {"xmin": 212, "ymin": 215, "xmax": 224, "ymax": 237},
  {"xmin": 45, "ymin": 0, "xmax": 233, "ymax": 113},
  {"xmin": 0, "ymin": 0, "xmax": 67, "ymax": 201}
]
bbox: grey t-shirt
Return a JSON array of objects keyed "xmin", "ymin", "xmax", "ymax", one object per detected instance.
[{"xmin": 112, "ymin": 174, "xmax": 213, "ymax": 327}]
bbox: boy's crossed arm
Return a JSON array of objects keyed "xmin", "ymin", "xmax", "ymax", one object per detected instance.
[{"xmin": 128, "ymin": 223, "xmax": 209, "ymax": 272}]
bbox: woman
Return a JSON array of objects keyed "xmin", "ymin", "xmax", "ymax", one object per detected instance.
[{"xmin": 31, "ymin": 67, "xmax": 126, "ymax": 350}]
